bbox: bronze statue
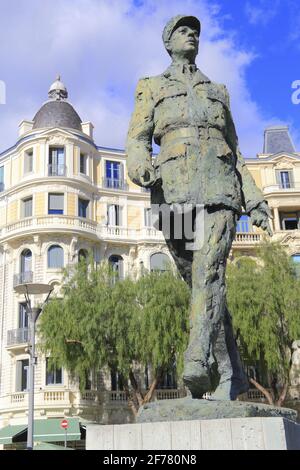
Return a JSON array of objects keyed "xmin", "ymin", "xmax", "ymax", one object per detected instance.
[{"xmin": 126, "ymin": 15, "xmax": 272, "ymax": 400}]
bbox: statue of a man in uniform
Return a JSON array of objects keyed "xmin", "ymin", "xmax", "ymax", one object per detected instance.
[{"xmin": 126, "ymin": 15, "xmax": 272, "ymax": 400}]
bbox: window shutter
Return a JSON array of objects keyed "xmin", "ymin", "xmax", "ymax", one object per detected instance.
[
  {"xmin": 119, "ymin": 163, "xmax": 124, "ymax": 182},
  {"xmin": 16, "ymin": 361, "xmax": 22, "ymax": 392},
  {"xmin": 288, "ymin": 170, "xmax": 294, "ymax": 188},
  {"xmin": 117, "ymin": 206, "xmax": 122, "ymax": 226},
  {"xmin": 49, "ymin": 194, "xmax": 64, "ymax": 211},
  {"xmin": 108, "ymin": 205, "xmax": 116, "ymax": 225},
  {"xmin": 48, "ymin": 246, "xmax": 64, "ymax": 269},
  {"xmin": 94, "ymin": 246, "xmax": 101, "ymax": 263},
  {"xmin": 23, "ymin": 198, "xmax": 32, "ymax": 218}
]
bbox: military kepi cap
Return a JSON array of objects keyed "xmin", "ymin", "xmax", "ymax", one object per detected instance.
[{"xmin": 163, "ymin": 15, "xmax": 201, "ymax": 44}]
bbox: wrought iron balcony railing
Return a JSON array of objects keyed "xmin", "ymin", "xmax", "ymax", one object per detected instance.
[
  {"xmin": 48, "ymin": 164, "xmax": 67, "ymax": 177},
  {"xmin": 13, "ymin": 271, "xmax": 33, "ymax": 287},
  {"xmin": 7, "ymin": 328, "xmax": 29, "ymax": 346},
  {"xmin": 103, "ymin": 178, "xmax": 128, "ymax": 191}
]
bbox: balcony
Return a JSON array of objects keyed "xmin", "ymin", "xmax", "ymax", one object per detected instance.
[
  {"xmin": 263, "ymin": 182, "xmax": 300, "ymax": 194},
  {"xmin": 7, "ymin": 328, "xmax": 29, "ymax": 347},
  {"xmin": 0, "ymin": 389, "xmax": 73, "ymax": 414},
  {"xmin": 0, "ymin": 182, "xmax": 4, "ymax": 192},
  {"xmin": 102, "ymin": 177, "xmax": 129, "ymax": 191},
  {"xmin": 233, "ymin": 233, "xmax": 263, "ymax": 245},
  {"xmin": 48, "ymin": 164, "xmax": 67, "ymax": 177},
  {"xmin": 13, "ymin": 271, "xmax": 33, "ymax": 287}
]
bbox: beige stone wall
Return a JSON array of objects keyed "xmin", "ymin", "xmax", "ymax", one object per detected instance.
[
  {"xmin": 94, "ymin": 160, "xmax": 100, "ymax": 185},
  {"xmin": 96, "ymin": 201, "xmax": 106, "ymax": 224},
  {"xmin": 35, "ymin": 145, "xmax": 40, "ymax": 174},
  {"xmin": 73, "ymin": 146, "xmax": 79, "ymax": 176},
  {"xmin": 35, "ymin": 193, "xmax": 45, "ymax": 217},
  {"xmin": 67, "ymin": 193, "xmax": 76, "ymax": 217},
  {"xmin": 11, "ymin": 158, "xmax": 21, "ymax": 186},
  {"xmin": 0, "ymin": 205, "xmax": 5, "ymax": 227},
  {"xmin": 128, "ymin": 206, "xmax": 141, "ymax": 229},
  {"xmin": 7, "ymin": 201, "xmax": 18, "ymax": 224}
]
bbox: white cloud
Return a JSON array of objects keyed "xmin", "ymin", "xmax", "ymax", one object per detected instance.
[
  {"xmin": 245, "ymin": 0, "xmax": 280, "ymax": 26},
  {"xmin": 0, "ymin": 0, "xmax": 288, "ymax": 157}
]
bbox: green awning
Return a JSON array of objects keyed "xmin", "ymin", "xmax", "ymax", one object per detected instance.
[
  {"xmin": 0, "ymin": 418, "xmax": 81, "ymax": 444},
  {"xmin": 0, "ymin": 424, "xmax": 27, "ymax": 445},
  {"xmin": 34, "ymin": 442, "xmax": 74, "ymax": 450},
  {"xmin": 34, "ymin": 418, "xmax": 81, "ymax": 442}
]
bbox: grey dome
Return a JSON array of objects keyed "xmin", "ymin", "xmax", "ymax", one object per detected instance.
[
  {"xmin": 32, "ymin": 75, "xmax": 82, "ymax": 131},
  {"xmin": 33, "ymin": 100, "xmax": 82, "ymax": 131}
]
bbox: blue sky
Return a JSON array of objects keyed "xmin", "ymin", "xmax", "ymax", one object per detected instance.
[{"xmin": 0, "ymin": 0, "xmax": 299, "ymax": 157}]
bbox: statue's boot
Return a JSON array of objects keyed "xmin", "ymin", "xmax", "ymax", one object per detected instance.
[
  {"xmin": 211, "ymin": 308, "xmax": 249, "ymax": 400},
  {"xmin": 183, "ymin": 339, "xmax": 213, "ymax": 398}
]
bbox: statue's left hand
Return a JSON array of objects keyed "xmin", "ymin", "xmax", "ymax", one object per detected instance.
[{"xmin": 250, "ymin": 201, "xmax": 273, "ymax": 236}]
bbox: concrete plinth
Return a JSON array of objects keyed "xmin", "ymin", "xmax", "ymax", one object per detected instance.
[{"xmin": 86, "ymin": 417, "xmax": 300, "ymax": 450}]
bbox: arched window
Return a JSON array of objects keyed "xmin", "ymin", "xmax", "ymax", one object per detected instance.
[
  {"xmin": 292, "ymin": 254, "xmax": 300, "ymax": 279},
  {"xmin": 20, "ymin": 249, "xmax": 32, "ymax": 273},
  {"xmin": 78, "ymin": 249, "xmax": 88, "ymax": 262},
  {"xmin": 48, "ymin": 245, "xmax": 64, "ymax": 269},
  {"xmin": 150, "ymin": 253, "xmax": 170, "ymax": 272},
  {"xmin": 109, "ymin": 255, "xmax": 123, "ymax": 279}
]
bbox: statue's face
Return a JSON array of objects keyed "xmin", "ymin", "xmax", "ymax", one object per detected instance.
[{"xmin": 168, "ymin": 25, "xmax": 199, "ymax": 58}]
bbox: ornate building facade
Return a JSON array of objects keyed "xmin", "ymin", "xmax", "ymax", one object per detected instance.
[{"xmin": 0, "ymin": 78, "xmax": 300, "ymax": 442}]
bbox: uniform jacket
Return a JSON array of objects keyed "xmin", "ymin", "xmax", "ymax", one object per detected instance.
[{"xmin": 126, "ymin": 64, "xmax": 264, "ymax": 213}]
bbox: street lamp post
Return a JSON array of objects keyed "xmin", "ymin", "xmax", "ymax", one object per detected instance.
[{"xmin": 14, "ymin": 280, "xmax": 53, "ymax": 450}]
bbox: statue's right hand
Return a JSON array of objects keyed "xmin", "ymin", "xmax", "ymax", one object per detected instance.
[{"xmin": 129, "ymin": 163, "xmax": 157, "ymax": 188}]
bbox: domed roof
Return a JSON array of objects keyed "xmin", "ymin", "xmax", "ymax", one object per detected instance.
[{"xmin": 32, "ymin": 76, "xmax": 82, "ymax": 131}]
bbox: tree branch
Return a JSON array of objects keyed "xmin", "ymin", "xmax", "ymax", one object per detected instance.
[
  {"xmin": 65, "ymin": 339, "xmax": 83, "ymax": 345},
  {"xmin": 249, "ymin": 377, "xmax": 274, "ymax": 405},
  {"xmin": 129, "ymin": 370, "xmax": 144, "ymax": 407},
  {"xmin": 276, "ymin": 382, "xmax": 288, "ymax": 407}
]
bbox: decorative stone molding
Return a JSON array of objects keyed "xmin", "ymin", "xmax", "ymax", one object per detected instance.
[
  {"xmin": 45, "ymin": 135, "xmax": 69, "ymax": 146},
  {"xmin": 273, "ymin": 159, "xmax": 295, "ymax": 170}
]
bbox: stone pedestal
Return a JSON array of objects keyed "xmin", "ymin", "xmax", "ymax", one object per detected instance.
[
  {"xmin": 86, "ymin": 416, "xmax": 300, "ymax": 450},
  {"xmin": 87, "ymin": 399, "xmax": 300, "ymax": 450}
]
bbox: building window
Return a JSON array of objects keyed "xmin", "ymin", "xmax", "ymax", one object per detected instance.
[
  {"xmin": 110, "ymin": 369, "xmax": 125, "ymax": 391},
  {"xmin": 80, "ymin": 153, "xmax": 87, "ymax": 175},
  {"xmin": 22, "ymin": 196, "xmax": 33, "ymax": 218},
  {"xmin": 292, "ymin": 254, "xmax": 300, "ymax": 279},
  {"xmin": 107, "ymin": 204, "xmax": 122, "ymax": 226},
  {"xmin": 78, "ymin": 249, "xmax": 88, "ymax": 261},
  {"xmin": 144, "ymin": 208, "xmax": 153, "ymax": 227},
  {"xmin": 16, "ymin": 359, "xmax": 29, "ymax": 392},
  {"xmin": 277, "ymin": 170, "xmax": 293, "ymax": 189},
  {"xmin": 19, "ymin": 303, "xmax": 28, "ymax": 329},
  {"xmin": 105, "ymin": 161, "xmax": 125, "ymax": 189},
  {"xmin": 281, "ymin": 212, "xmax": 299, "ymax": 230},
  {"xmin": 0, "ymin": 166, "xmax": 4, "ymax": 192},
  {"xmin": 46, "ymin": 358, "xmax": 63, "ymax": 385},
  {"xmin": 158, "ymin": 364, "xmax": 177, "ymax": 389},
  {"xmin": 48, "ymin": 245, "xmax": 64, "ymax": 269},
  {"xmin": 24, "ymin": 148, "xmax": 33, "ymax": 174},
  {"xmin": 109, "ymin": 255, "xmax": 123, "ymax": 279},
  {"xmin": 150, "ymin": 253, "xmax": 170, "ymax": 272},
  {"xmin": 78, "ymin": 198, "xmax": 89, "ymax": 218},
  {"xmin": 236, "ymin": 215, "xmax": 252, "ymax": 233},
  {"xmin": 48, "ymin": 147, "xmax": 65, "ymax": 176},
  {"xmin": 20, "ymin": 249, "xmax": 32, "ymax": 274},
  {"xmin": 48, "ymin": 193, "xmax": 64, "ymax": 215}
]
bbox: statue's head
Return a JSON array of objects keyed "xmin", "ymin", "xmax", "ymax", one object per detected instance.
[{"xmin": 163, "ymin": 15, "xmax": 201, "ymax": 61}]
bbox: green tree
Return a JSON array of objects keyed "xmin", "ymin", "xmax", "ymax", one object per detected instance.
[
  {"xmin": 227, "ymin": 242, "xmax": 300, "ymax": 406},
  {"xmin": 38, "ymin": 258, "xmax": 190, "ymax": 415}
]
